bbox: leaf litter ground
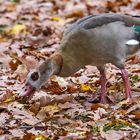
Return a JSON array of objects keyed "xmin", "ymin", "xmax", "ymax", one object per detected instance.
[{"xmin": 0, "ymin": 0, "xmax": 140, "ymax": 139}]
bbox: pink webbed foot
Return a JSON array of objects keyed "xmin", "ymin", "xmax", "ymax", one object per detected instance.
[
  {"xmin": 121, "ymin": 69, "xmax": 133, "ymax": 103},
  {"xmin": 98, "ymin": 67, "xmax": 108, "ymax": 104},
  {"xmin": 100, "ymin": 96, "xmax": 108, "ymax": 104}
]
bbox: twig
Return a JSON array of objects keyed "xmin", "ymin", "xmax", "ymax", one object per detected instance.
[{"xmin": 131, "ymin": 87, "xmax": 140, "ymax": 92}]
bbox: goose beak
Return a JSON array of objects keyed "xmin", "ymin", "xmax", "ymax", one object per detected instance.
[{"xmin": 19, "ymin": 83, "xmax": 35, "ymax": 97}]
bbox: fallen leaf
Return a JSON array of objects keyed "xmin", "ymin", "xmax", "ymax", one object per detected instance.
[{"xmin": 11, "ymin": 24, "xmax": 27, "ymax": 35}]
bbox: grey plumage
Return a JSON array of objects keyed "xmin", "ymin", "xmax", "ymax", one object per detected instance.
[{"xmin": 59, "ymin": 14, "xmax": 140, "ymax": 76}]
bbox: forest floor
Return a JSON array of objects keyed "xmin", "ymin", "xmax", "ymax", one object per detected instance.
[{"xmin": 0, "ymin": 0, "xmax": 140, "ymax": 139}]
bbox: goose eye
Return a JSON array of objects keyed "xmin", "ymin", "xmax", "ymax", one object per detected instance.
[{"xmin": 31, "ymin": 72, "xmax": 39, "ymax": 81}]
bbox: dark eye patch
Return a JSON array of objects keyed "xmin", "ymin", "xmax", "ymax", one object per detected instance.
[{"xmin": 31, "ymin": 72, "xmax": 39, "ymax": 81}]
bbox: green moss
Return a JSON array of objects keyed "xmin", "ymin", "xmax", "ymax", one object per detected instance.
[
  {"xmin": 10, "ymin": 0, "xmax": 20, "ymax": 3},
  {"xmin": 91, "ymin": 125, "xmax": 99, "ymax": 132},
  {"xmin": 0, "ymin": 25, "xmax": 7, "ymax": 35},
  {"xmin": 129, "ymin": 74, "xmax": 139, "ymax": 87},
  {"xmin": 103, "ymin": 120, "xmax": 137, "ymax": 132}
]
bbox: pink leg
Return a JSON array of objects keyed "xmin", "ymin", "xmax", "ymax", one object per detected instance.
[
  {"xmin": 99, "ymin": 69, "xmax": 108, "ymax": 104},
  {"xmin": 121, "ymin": 69, "xmax": 132, "ymax": 102}
]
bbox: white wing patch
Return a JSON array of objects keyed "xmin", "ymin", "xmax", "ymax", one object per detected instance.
[{"xmin": 126, "ymin": 39, "xmax": 139, "ymax": 45}]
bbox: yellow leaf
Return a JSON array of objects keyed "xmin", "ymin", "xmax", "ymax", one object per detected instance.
[
  {"xmin": 81, "ymin": 84, "xmax": 90, "ymax": 91},
  {"xmin": 11, "ymin": 24, "xmax": 27, "ymax": 35},
  {"xmin": 35, "ymin": 135, "xmax": 47, "ymax": 140},
  {"xmin": 51, "ymin": 16, "xmax": 61, "ymax": 21},
  {"xmin": 81, "ymin": 84, "xmax": 96, "ymax": 92},
  {"xmin": 89, "ymin": 86, "xmax": 96, "ymax": 92},
  {"xmin": 4, "ymin": 98, "xmax": 13, "ymax": 103}
]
